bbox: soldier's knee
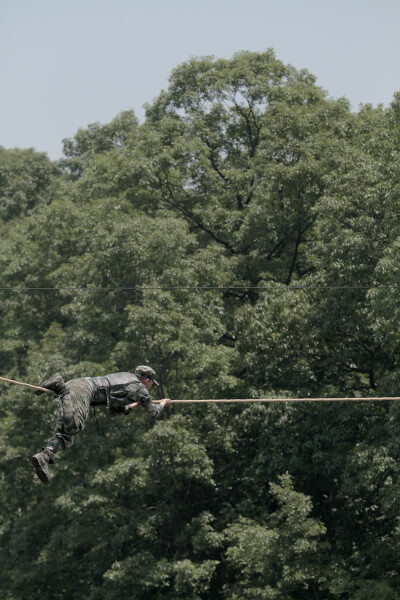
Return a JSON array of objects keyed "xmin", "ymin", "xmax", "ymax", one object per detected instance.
[{"xmin": 62, "ymin": 421, "xmax": 83, "ymax": 435}]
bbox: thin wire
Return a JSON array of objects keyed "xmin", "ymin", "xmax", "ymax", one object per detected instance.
[{"xmin": 0, "ymin": 285, "xmax": 398, "ymax": 292}]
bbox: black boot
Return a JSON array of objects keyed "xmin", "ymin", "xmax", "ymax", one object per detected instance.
[
  {"xmin": 35, "ymin": 373, "xmax": 67, "ymax": 396},
  {"xmin": 31, "ymin": 447, "xmax": 54, "ymax": 484}
]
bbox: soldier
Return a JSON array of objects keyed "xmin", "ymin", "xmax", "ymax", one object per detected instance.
[{"xmin": 31, "ymin": 365, "xmax": 171, "ymax": 484}]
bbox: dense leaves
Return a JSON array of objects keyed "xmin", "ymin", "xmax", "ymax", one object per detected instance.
[{"xmin": 1, "ymin": 50, "xmax": 400, "ymax": 599}]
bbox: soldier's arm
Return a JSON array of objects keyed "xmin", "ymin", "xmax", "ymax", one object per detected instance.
[{"xmin": 125, "ymin": 383, "xmax": 164, "ymax": 417}]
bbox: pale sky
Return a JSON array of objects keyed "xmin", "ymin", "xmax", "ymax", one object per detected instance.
[{"xmin": 1, "ymin": 0, "xmax": 399, "ymax": 160}]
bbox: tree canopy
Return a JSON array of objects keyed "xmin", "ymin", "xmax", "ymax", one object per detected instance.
[{"xmin": 1, "ymin": 50, "xmax": 400, "ymax": 599}]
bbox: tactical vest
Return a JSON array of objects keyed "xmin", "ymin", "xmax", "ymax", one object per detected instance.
[{"xmin": 91, "ymin": 372, "xmax": 141, "ymax": 413}]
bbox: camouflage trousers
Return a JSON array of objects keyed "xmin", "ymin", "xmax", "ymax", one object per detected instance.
[{"xmin": 46, "ymin": 377, "xmax": 99, "ymax": 454}]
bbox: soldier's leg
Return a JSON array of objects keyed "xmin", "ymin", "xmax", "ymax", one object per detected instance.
[
  {"xmin": 31, "ymin": 429, "xmax": 75, "ymax": 484},
  {"xmin": 34, "ymin": 373, "xmax": 67, "ymax": 396},
  {"xmin": 32, "ymin": 377, "xmax": 97, "ymax": 484},
  {"xmin": 57, "ymin": 376, "xmax": 97, "ymax": 432}
]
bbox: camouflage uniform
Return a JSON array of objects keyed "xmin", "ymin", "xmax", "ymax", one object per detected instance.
[
  {"xmin": 46, "ymin": 371, "xmax": 164, "ymax": 454},
  {"xmin": 32, "ymin": 366, "xmax": 164, "ymax": 483}
]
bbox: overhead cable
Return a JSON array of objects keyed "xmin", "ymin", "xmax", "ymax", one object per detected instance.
[{"xmin": 0, "ymin": 285, "xmax": 399, "ymax": 292}]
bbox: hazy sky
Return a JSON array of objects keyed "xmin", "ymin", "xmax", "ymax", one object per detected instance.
[{"xmin": 1, "ymin": 0, "xmax": 399, "ymax": 160}]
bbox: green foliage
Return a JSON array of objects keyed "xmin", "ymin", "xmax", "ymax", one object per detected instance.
[
  {"xmin": 1, "ymin": 49, "xmax": 400, "ymax": 600},
  {"xmin": 0, "ymin": 146, "xmax": 60, "ymax": 221},
  {"xmin": 61, "ymin": 110, "xmax": 138, "ymax": 180},
  {"xmin": 223, "ymin": 474, "xmax": 327, "ymax": 599}
]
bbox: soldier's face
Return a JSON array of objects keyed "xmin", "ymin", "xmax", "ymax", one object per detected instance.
[{"xmin": 140, "ymin": 377, "xmax": 153, "ymax": 391}]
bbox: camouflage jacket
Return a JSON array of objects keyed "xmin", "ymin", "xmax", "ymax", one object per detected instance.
[{"xmin": 91, "ymin": 372, "xmax": 164, "ymax": 417}]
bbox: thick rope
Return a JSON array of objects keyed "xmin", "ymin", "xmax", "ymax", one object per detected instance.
[
  {"xmin": 159, "ymin": 397, "xmax": 400, "ymax": 404},
  {"xmin": 123, "ymin": 396, "xmax": 400, "ymax": 411},
  {"xmin": 0, "ymin": 376, "xmax": 54, "ymax": 394},
  {"xmin": 1, "ymin": 375, "xmax": 399, "ymax": 404}
]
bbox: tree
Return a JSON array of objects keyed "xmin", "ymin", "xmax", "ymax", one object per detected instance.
[
  {"xmin": 2, "ymin": 50, "xmax": 400, "ymax": 600},
  {"xmin": 0, "ymin": 146, "xmax": 59, "ymax": 221},
  {"xmin": 223, "ymin": 474, "xmax": 327, "ymax": 599},
  {"xmin": 61, "ymin": 110, "xmax": 138, "ymax": 180},
  {"xmin": 137, "ymin": 50, "xmax": 351, "ymax": 294}
]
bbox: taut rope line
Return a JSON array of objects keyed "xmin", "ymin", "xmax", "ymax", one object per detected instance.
[
  {"xmin": 1, "ymin": 376, "xmax": 399, "ymax": 404},
  {"xmin": 155, "ymin": 397, "xmax": 400, "ymax": 403},
  {"xmin": 0, "ymin": 376, "xmax": 54, "ymax": 394}
]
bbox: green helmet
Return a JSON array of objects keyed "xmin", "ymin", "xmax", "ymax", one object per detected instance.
[{"xmin": 135, "ymin": 365, "xmax": 159, "ymax": 386}]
